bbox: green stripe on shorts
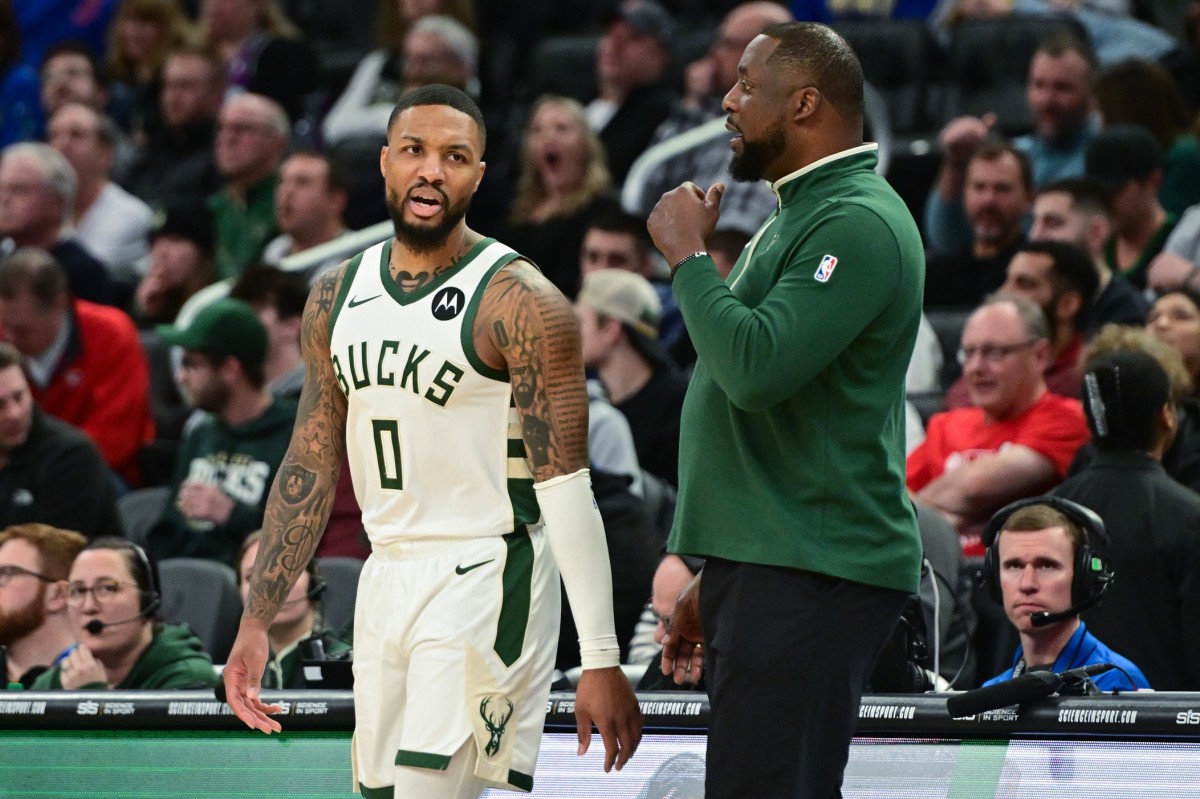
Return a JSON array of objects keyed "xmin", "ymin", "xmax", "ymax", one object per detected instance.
[
  {"xmin": 494, "ymin": 530, "xmax": 533, "ymax": 667},
  {"xmin": 508, "ymin": 769, "xmax": 534, "ymax": 792},
  {"xmin": 358, "ymin": 783, "xmax": 393, "ymax": 799},
  {"xmin": 395, "ymin": 749, "xmax": 452, "ymax": 770}
]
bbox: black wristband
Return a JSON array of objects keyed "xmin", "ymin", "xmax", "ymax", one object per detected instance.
[{"xmin": 670, "ymin": 251, "xmax": 709, "ymax": 281}]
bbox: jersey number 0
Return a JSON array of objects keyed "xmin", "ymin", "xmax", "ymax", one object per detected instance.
[{"xmin": 371, "ymin": 418, "xmax": 403, "ymax": 490}]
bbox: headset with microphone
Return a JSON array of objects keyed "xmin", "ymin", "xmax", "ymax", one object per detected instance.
[
  {"xmin": 277, "ymin": 559, "xmax": 328, "ymax": 607},
  {"xmin": 84, "ymin": 541, "xmax": 163, "ymax": 636},
  {"xmin": 981, "ymin": 496, "xmax": 1113, "ymax": 627}
]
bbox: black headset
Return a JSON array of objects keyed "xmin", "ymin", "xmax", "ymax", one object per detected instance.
[
  {"xmin": 304, "ymin": 559, "xmax": 328, "ymax": 602},
  {"xmin": 981, "ymin": 496, "xmax": 1112, "ymax": 610},
  {"xmin": 124, "ymin": 541, "xmax": 163, "ymax": 616}
]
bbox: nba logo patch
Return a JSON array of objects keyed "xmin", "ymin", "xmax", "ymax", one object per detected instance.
[{"xmin": 814, "ymin": 254, "xmax": 838, "ymax": 283}]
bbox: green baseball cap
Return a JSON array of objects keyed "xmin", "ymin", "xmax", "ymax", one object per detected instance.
[{"xmin": 158, "ymin": 298, "xmax": 268, "ymax": 367}]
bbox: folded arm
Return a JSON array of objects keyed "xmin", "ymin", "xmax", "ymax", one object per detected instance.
[{"xmin": 915, "ymin": 444, "xmax": 1057, "ymax": 523}]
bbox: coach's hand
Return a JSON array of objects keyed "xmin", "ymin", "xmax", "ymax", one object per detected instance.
[
  {"xmin": 223, "ymin": 618, "xmax": 283, "ymax": 733},
  {"xmin": 661, "ymin": 570, "xmax": 705, "ymax": 684},
  {"xmin": 574, "ymin": 666, "xmax": 642, "ymax": 772},
  {"xmin": 648, "ymin": 181, "xmax": 724, "ymax": 267}
]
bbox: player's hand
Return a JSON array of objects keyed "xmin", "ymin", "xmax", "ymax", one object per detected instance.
[
  {"xmin": 648, "ymin": 182, "xmax": 724, "ymax": 267},
  {"xmin": 223, "ymin": 619, "xmax": 283, "ymax": 733},
  {"xmin": 60, "ymin": 643, "xmax": 108, "ymax": 690},
  {"xmin": 574, "ymin": 666, "xmax": 643, "ymax": 772},
  {"xmin": 661, "ymin": 570, "xmax": 705, "ymax": 684}
]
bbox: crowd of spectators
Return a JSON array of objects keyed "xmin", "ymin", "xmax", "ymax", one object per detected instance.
[{"xmin": 2, "ymin": 0, "xmax": 1200, "ymax": 694}]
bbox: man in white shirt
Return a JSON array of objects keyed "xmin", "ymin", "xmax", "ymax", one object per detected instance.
[{"xmin": 47, "ymin": 103, "xmax": 152, "ymax": 288}]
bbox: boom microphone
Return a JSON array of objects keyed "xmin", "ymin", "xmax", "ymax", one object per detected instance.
[
  {"xmin": 946, "ymin": 671, "xmax": 1062, "ymax": 717},
  {"xmin": 83, "ymin": 597, "xmax": 162, "ymax": 635},
  {"xmin": 1029, "ymin": 594, "xmax": 1102, "ymax": 628}
]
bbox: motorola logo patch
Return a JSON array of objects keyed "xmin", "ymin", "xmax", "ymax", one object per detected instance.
[{"xmin": 431, "ymin": 287, "xmax": 466, "ymax": 320}]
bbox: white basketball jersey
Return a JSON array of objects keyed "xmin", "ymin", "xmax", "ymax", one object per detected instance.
[{"xmin": 328, "ymin": 238, "xmax": 539, "ymax": 546}]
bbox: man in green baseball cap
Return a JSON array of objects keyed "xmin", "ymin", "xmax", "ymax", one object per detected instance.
[
  {"xmin": 158, "ymin": 298, "xmax": 267, "ymax": 379},
  {"xmin": 147, "ymin": 298, "xmax": 296, "ymax": 566}
]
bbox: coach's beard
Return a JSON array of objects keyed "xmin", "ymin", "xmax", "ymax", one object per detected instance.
[
  {"xmin": 387, "ymin": 184, "xmax": 473, "ymax": 254},
  {"xmin": 729, "ymin": 116, "xmax": 788, "ymax": 183}
]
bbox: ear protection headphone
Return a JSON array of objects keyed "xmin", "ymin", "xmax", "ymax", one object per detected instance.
[
  {"xmin": 125, "ymin": 541, "xmax": 163, "ymax": 616},
  {"xmin": 303, "ymin": 559, "xmax": 327, "ymax": 603},
  {"xmin": 981, "ymin": 496, "xmax": 1112, "ymax": 610}
]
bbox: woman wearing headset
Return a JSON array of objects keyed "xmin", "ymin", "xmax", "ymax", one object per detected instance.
[
  {"xmin": 31, "ymin": 537, "xmax": 217, "ymax": 690},
  {"xmin": 237, "ymin": 531, "xmax": 350, "ymax": 689}
]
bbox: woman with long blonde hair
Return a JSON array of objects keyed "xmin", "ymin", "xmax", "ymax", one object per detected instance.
[{"xmin": 503, "ymin": 94, "xmax": 617, "ymax": 298}]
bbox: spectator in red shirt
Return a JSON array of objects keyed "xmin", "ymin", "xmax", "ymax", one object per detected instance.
[{"xmin": 908, "ymin": 294, "xmax": 1089, "ymax": 554}]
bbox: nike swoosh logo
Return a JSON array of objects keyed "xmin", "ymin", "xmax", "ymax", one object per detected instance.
[
  {"xmin": 348, "ymin": 294, "xmax": 381, "ymax": 308},
  {"xmin": 455, "ymin": 559, "xmax": 495, "ymax": 575}
]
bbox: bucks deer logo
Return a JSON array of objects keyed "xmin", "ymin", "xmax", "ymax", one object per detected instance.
[{"xmin": 479, "ymin": 695, "xmax": 515, "ymax": 757}]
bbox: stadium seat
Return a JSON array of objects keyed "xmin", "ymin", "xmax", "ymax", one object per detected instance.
[
  {"xmin": 908, "ymin": 390, "xmax": 947, "ymax": 426},
  {"xmin": 138, "ymin": 328, "xmax": 189, "ymax": 443},
  {"xmin": 834, "ymin": 19, "xmax": 941, "ymax": 138},
  {"xmin": 117, "ymin": 486, "xmax": 171, "ymax": 548},
  {"xmin": 281, "ymin": 0, "xmax": 376, "ymax": 97},
  {"xmin": 926, "ymin": 307, "xmax": 974, "ymax": 390},
  {"xmin": 316, "ymin": 556, "xmax": 364, "ymax": 636},
  {"xmin": 523, "ymin": 33, "xmax": 600, "ymax": 104},
  {"xmin": 158, "ymin": 558, "xmax": 243, "ymax": 664}
]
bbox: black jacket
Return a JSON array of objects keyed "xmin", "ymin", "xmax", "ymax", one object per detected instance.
[
  {"xmin": 1054, "ymin": 450, "xmax": 1200, "ymax": 690},
  {"xmin": 0, "ymin": 408, "xmax": 122, "ymax": 538},
  {"xmin": 598, "ymin": 83, "xmax": 677, "ymax": 185}
]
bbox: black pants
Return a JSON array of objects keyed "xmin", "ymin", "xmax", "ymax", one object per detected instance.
[{"xmin": 700, "ymin": 558, "xmax": 909, "ymax": 799}]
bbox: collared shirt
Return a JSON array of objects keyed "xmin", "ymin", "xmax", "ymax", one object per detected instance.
[{"xmin": 24, "ymin": 314, "xmax": 72, "ymax": 389}]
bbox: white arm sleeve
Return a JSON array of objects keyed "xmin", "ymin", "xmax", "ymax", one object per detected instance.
[{"xmin": 534, "ymin": 468, "xmax": 620, "ymax": 670}]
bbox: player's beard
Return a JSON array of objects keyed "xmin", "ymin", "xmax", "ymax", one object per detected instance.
[
  {"xmin": 387, "ymin": 183, "xmax": 473, "ymax": 254},
  {"xmin": 729, "ymin": 113, "xmax": 788, "ymax": 183},
  {"xmin": 0, "ymin": 582, "xmax": 47, "ymax": 646}
]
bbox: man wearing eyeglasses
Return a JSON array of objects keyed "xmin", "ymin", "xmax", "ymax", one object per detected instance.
[
  {"xmin": 942, "ymin": 241, "xmax": 1101, "ymax": 410},
  {"xmin": 907, "ymin": 294, "xmax": 1090, "ymax": 556},
  {"xmin": 209, "ymin": 93, "xmax": 289, "ymax": 280},
  {"xmin": 0, "ymin": 523, "xmax": 87, "ymax": 688}
]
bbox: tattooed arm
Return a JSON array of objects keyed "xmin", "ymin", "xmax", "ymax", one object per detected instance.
[
  {"xmin": 223, "ymin": 264, "xmax": 350, "ymax": 733},
  {"xmin": 478, "ymin": 261, "xmax": 642, "ymax": 771},
  {"xmin": 477, "ymin": 260, "xmax": 588, "ymax": 479}
]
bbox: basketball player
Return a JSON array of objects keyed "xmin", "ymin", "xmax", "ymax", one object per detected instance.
[{"xmin": 223, "ymin": 85, "xmax": 642, "ymax": 798}]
